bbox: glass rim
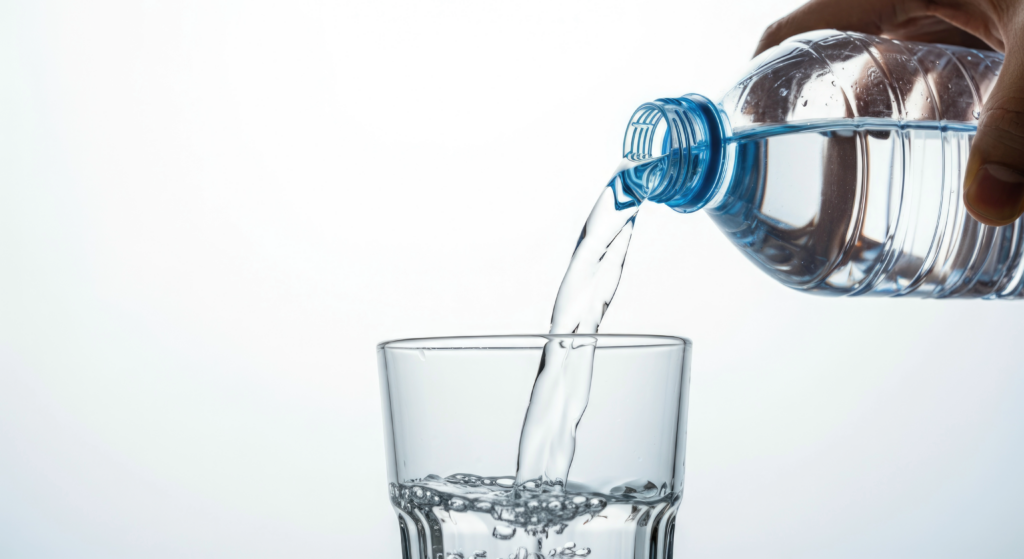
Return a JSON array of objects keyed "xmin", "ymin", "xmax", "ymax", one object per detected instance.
[{"xmin": 378, "ymin": 334, "xmax": 691, "ymax": 350}]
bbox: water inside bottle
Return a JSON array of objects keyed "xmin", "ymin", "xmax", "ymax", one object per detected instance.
[{"xmin": 710, "ymin": 121, "xmax": 1006, "ymax": 297}]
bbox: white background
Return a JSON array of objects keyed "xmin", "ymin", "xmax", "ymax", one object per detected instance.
[{"xmin": 2, "ymin": 0, "xmax": 1023, "ymax": 557}]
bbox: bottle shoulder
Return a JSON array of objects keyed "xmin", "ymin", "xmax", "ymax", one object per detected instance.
[{"xmin": 719, "ymin": 30, "xmax": 1003, "ymax": 131}]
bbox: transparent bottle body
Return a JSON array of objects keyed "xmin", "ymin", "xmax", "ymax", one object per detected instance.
[{"xmin": 643, "ymin": 30, "xmax": 1019, "ymax": 298}]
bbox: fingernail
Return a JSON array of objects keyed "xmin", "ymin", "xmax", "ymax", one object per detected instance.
[{"xmin": 965, "ymin": 164, "xmax": 1024, "ymax": 224}]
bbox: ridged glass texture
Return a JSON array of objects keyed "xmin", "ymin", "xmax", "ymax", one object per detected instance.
[{"xmin": 661, "ymin": 30, "xmax": 1016, "ymax": 297}]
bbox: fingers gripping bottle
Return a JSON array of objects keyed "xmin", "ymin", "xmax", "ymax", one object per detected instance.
[{"xmin": 631, "ymin": 30, "xmax": 1014, "ymax": 298}]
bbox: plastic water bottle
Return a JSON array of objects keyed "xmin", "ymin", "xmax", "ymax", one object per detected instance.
[{"xmin": 628, "ymin": 30, "xmax": 1013, "ymax": 298}]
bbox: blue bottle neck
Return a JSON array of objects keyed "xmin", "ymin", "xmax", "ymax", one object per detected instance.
[{"xmin": 623, "ymin": 94, "xmax": 729, "ymax": 213}]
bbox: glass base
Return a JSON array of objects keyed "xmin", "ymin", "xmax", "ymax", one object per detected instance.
[{"xmin": 394, "ymin": 499, "xmax": 678, "ymax": 559}]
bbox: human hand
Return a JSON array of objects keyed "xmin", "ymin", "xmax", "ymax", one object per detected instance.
[{"xmin": 755, "ymin": 0, "xmax": 1024, "ymax": 227}]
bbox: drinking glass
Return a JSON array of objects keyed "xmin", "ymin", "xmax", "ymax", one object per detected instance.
[{"xmin": 378, "ymin": 335, "xmax": 691, "ymax": 559}]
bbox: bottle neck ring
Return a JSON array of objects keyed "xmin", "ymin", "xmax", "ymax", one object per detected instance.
[{"xmin": 623, "ymin": 94, "xmax": 728, "ymax": 212}]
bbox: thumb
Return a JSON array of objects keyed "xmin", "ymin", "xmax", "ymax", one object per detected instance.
[{"xmin": 963, "ymin": 37, "xmax": 1024, "ymax": 226}]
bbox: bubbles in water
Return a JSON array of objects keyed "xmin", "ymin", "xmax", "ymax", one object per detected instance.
[
  {"xmin": 519, "ymin": 480, "xmax": 541, "ymax": 492},
  {"xmin": 493, "ymin": 526, "xmax": 516, "ymax": 540},
  {"xmin": 390, "ymin": 474, "xmax": 664, "ymax": 552},
  {"xmin": 551, "ymin": 541, "xmax": 589, "ymax": 556}
]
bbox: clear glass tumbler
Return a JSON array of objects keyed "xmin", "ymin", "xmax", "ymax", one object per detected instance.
[{"xmin": 378, "ymin": 335, "xmax": 692, "ymax": 559}]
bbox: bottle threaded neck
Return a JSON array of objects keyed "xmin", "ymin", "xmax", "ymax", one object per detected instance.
[{"xmin": 623, "ymin": 94, "xmax": 728, "ymax": 212}]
